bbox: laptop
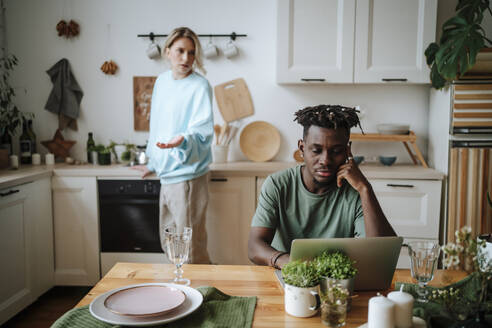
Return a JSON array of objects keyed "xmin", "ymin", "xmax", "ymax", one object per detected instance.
[{"xmin": 286, "ymin": 236, "xmax": 403, "ymax": 291}]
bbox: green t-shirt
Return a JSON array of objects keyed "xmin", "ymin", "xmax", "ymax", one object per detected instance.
[{"xmin": 251, "ymin": 165, "xmax": 365, "ymax": 252}]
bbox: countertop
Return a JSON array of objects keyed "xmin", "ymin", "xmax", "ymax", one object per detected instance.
[{"xmin": 0, "ymin": 161, "xmax": 444, "ymax": 189}]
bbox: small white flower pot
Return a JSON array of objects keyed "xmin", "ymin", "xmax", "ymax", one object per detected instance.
[{"xmin": 284, "ymin": 283, "xmax": 320, "ymax": 317}]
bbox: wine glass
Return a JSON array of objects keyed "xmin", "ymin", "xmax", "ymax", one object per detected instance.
[
  {"xmin": 162, "ymin": 226, "xmax": 192, "ymax": 286},
  {"xmin": 407, "ymin": 241, "xmax": 440, "ymax": 303}
]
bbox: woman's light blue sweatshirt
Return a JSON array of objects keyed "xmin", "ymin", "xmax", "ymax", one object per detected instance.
[{"xmin": 146, "ymin": 70, "xmax": 213, "ymax": 184}]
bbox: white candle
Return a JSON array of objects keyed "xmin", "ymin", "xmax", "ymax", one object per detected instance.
[
  {"xmin": 9, "ymin": 155, "xmax": 18, "ymax": 169},
  {"xmin": 387, "ymin": 286, "xmax": 414, "ymax": 328},
  {"xmin": 45, "ymin": 153, "xmax": 55, "ymax": 165},
  {"xmin": 368, "ymin": 294, "xmax": 395, "ymax": 328},
  {"xmin": 32, "ymin": 153, "xmax": 41, "ymax": 165}
]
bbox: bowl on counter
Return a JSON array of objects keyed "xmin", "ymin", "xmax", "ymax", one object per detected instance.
[
  {"xmin": 353, "ymin": 156, "xmax": 364, "ymax": 165},
  {"xmin": 379, "ymin": 156, "xmax": 397, "ymax": 166}
]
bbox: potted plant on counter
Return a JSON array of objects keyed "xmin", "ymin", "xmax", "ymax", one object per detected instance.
[
  {"xmin": 281, "ymin": 259, "xmax": 321, "ymax": 318},
  {"xmin": 0, "ymin": 52, "xmax": 33, "ymax": 155},
  {"xmin": 313, "ymin": 251, "xmax": 357, "ymax": 311},
  {"xmin": 93, "ymin": 144, "xmax": 111, "ymax": 165}
]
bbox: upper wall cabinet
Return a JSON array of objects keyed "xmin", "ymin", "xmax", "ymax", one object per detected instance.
[
  {"xmin": 276, "ymin": 0, "xmax": 437, "ymax": 84},
  {"xmin": 355, "ymin": 0, "xmax": 437, "ymax": 83},
  {"xmin": 277, "ymin": 0, "xmax": 356, "ymax": 83}
]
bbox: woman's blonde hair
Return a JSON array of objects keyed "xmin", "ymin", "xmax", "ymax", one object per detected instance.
[{"xmin": 163, "ymin": 27, "xmax": 206, "ymax": 75}]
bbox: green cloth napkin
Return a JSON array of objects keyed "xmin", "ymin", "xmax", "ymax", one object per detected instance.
[
  {"xmin": 51, "ymin": 286, "xmax": 257, "ymax": 328},
  {"xmin": 395, "ymin": 273, "xmax": 492, "ymax": 328}
]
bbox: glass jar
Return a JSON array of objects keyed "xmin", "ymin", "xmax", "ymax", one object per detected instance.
[{"xmin": 321, "ymin": 299, "xmax": 347, "ymax": 327}]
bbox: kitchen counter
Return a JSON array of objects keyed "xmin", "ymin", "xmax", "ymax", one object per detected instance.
[{"xmin": 0, "ymin": 161, "xmax": 444, "ymax": 189}]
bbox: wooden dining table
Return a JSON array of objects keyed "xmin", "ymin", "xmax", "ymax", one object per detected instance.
[{"xmin": 76, "ymin": 263, "xmax": 467, "ymax": 328}]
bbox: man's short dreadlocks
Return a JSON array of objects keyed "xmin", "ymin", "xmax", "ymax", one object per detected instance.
[{"xmin": 294, "ymin": 104, "xmax": 363, "ymax": 138}]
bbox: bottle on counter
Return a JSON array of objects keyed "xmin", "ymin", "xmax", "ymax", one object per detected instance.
[
  {"xmin": 19, "ymin": 119, "xmax": 32, "ymax": 164},
  {"xmin": 87, "ymin": 132, "xmax": 95, "ymax": 163},
  {"xmin": 27, "ymin": 119, "xmax": 37, "ymax": 154}
]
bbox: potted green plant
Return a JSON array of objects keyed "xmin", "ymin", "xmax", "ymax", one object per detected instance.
[
  {"xmin": 425, "ymin": 0, "xmax": 492, "ymax": 89},
  {"xmin": 281, "ymin": 259, "xmax": 321, "ymax": 317},
  {"xmin": 313, "ymin": 251, "xmax": 357, "ymax": 311},
  {"xmin": 0, "ymin": 52, "xmax": 33, "ymax": 154},
  {"xmin": 94, "ymin": 144, "xmax": 111, "ymax": 165}
]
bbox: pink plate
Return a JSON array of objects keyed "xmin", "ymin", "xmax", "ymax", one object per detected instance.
[{"xmin": 104, "ymin": 285, "xmax": 186, "ymax": 317}]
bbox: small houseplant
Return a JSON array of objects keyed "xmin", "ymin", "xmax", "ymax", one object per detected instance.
[
  {"xmin": 0, "ymin": 52, "xmax": 33, "ymax": 154},
  {"xmin": 93, "ymin": 144, "xmax": 111, "ymax": 165},
  {"xmin": 425, "ymin": 0, "xmax": 492, "ymax": 89},
  {"xmin": 281, "ymin": 259, "xmax": 321, "ymax": 317},
  {"xmin": 313, "ymin": 251, "xmax": 357, "ymax": 311}
]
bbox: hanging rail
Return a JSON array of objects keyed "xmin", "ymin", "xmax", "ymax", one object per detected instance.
[{"xmin": 138, "ymin": 32, "xmax": 247, "ymax": 41}]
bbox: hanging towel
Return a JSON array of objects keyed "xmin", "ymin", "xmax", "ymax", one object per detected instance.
[{"xmin": 45, "ymin": 58, "xmax": 83, "ymax": 130}]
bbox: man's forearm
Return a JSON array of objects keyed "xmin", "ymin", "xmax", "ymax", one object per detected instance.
[
  {"xmin": 248, "ymin": 238, "xmax": 290, "ymax": 268},
  {"xmin": 358, "ymin": 183, "xmax": 396, "ymax": 237}
]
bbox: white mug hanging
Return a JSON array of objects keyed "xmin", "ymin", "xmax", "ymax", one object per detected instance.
[
  {"xmin": 147, "ymin": 41, "xmax": 161, "ymax": 60},
  {"xmin": 203, "ymin": 37, "xmax": 219, "ymax": 59},
  {"xmin": 223, "ymin": 40, "xmax": 238, "ymax": 59}
]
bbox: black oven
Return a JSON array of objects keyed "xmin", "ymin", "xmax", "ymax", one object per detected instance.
[{"xmin": 98, "ymin": 180, "xmax": 163, "ymax": 253}]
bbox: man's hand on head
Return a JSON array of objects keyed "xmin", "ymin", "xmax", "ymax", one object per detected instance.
[{"xmin": 336, "ymin": 143, "xmax": 369, "ymax": 192}]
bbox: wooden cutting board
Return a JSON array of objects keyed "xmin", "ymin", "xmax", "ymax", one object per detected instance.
[{"xmin": 214, "ymin": 78, "xmax": 254, "ymax": 122}]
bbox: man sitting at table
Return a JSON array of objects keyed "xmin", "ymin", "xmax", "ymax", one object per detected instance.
[{"xmin": 248, "ymin": 105, "xmax": 396, "ymax": 269}]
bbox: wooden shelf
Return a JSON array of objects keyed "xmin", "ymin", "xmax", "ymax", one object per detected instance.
[{"xmin": 350, "ymin": 131, "xmax": 428, "ymax": 168}]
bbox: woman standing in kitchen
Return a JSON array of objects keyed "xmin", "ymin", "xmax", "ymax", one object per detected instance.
[{"xmin": 133, "ymin": 27, "xmax": 213, "ymax": 264}]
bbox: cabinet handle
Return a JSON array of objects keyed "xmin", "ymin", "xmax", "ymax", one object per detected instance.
[
  {"xmin": 301, "ymin": 78, "xmax": 326, "ymax": 82},
  {"xmin": 382, "ymin": 78, "xmax": 408, "ymax": 82},
  {"xmin": 0, "ymin": 189, "xmax": 20, "ymax": 197},
  {"xmin": 386, "ymin": 184, "xmax": 414, "ymax": 188},
  {"xmin": 211, "ymin": 178, "xmax": 228, "ymax": 182}
]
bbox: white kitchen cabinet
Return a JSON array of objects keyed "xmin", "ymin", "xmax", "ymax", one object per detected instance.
[
  {"xmin": 354, "ymin": 0, "xmax": 437, "ymax": 83},
  {"xmin": 206, "ymin": 176, "xmax": 256, "ymax": 265},
  {"xmin": 277, "ymin": 0, "xmax": 356, "ymax": 83},
  {"xmin": 52, "ymin": 176, "xmax": 100, "ymax": 285},
  {"xmin": 276, "ymin": 0, "xmax": 437, "ymax": 84},
  {"xmin": 0, "ymin": 177, "xmax": 53, "ymax": 326},
  {"xmin": 370, "ymin": 179, "xmax": 442, "ymax": 268}
]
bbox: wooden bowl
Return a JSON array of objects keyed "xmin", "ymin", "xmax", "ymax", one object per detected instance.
[{"xmin": 240, "ymin": 121, "xmax": 281, "ymax": 162}]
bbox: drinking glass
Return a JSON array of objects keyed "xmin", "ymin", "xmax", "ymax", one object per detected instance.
[
  {"xmin": 407, "ymin": 241, "xmax": 440, "ymax": 303},
  {"xmin": 162, "ymin": 226, "xmax": 192, "ymax": 286}
]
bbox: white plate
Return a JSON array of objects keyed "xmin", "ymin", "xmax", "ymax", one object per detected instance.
[
  {"xmin": 358, "ymin": 316, "xmax": 426, "ymax": 328},
  {"xmin": 90, "ymin": 283, "xmax": 203, "ymax": 326}
]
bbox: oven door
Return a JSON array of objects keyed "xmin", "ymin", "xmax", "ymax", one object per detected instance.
[{"xmin": 99, "ymin": 182, "xmax": 162, "ymax": 253}]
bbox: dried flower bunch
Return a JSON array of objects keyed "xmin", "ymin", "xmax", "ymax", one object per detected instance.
[
  {"xmin": 320, "ymin": 281, "xmax": 349, "ymax": 306},
  {"xmin": 100, "ymin": 60, "xmax": 118, "ymax": 75},
  {"xmin": 441, "ymin": 226, "xmax": 487, "ymax": 272},
  {"xmin": 56, "ymin": 20, "xmax": 80, "ymax": 38}
]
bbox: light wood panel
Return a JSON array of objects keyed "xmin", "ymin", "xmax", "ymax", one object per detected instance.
[
  {"xmin": 75, "ymin": 263, "xmax": 468, "ymax": 328},
  {"xmin": 454, "ymin": 93, "xmax": 492, "ymax": 100},
  {"xmin": 455, "ymin": 84, "xmax": 492, "ymax": 91},
  {"xmin": 453, "ymin": 112, "xmax": 492, "ymax": 119},
  {"xmin": 453, "ymin": 121, "xmax": 492, "ymax": 127},
  {"xmin": 447, "ymin": 147, "xmax": 492, "ymax": 243},
  {"xmin": 454, "ymin": 103, "xmax": 492, "ymax": 110}
]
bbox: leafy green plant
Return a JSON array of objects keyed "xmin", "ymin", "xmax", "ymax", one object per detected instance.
[
  {"xmin": 425, "ymin": 0, "xmax": 492, "ymax": 89},
  {"xmin": 0, "ymin": 52, "xmax": 33, "ymax": 137},
  {"xmin": 313, "ymin": 251, "xmax": 357, "ymax": 280},
  {"xmin": 281, "ymin": 260, "xmax": 319, "ymax": 288}
]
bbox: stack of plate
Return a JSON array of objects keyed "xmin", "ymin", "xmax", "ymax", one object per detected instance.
[
  {"xmin": 89, "ymin": 283, "xmax": 203, "ymax": 326},
  {"xmin": 376, "ymin": 124, "xmax": 410, "ymax": 135}
]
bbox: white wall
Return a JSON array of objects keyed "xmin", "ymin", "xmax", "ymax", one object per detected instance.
[{"xmin": 4, "ymin": 0, "xmax": 485, "ymax": 164}]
